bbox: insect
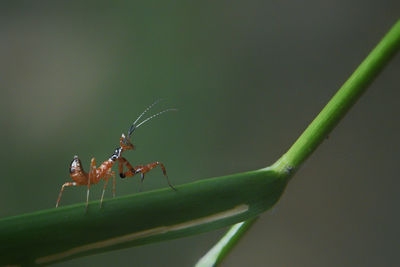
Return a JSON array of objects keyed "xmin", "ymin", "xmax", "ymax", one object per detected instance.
[{"xmin": 56, "ymin": 100, "xmax": 177, "ymax": 210}]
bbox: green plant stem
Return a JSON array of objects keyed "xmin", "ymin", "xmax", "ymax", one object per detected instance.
[
  {"xmin": 274, "ymin": 19, "xmax": 400, "ymax": 173},
  {"xmin": 195, "ymin": 217, "xmax": 258, "ymax": 267},
  {"xmin": 197, "ymin": 19, "xmax": 400, "ymax": 267}
]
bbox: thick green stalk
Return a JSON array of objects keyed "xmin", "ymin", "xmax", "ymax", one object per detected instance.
[
  {"xmin": 0, "ymin": 169, "xmax": 288, "ymax": 266},
  {"xmin": 197, "ymin": 19, "xmax": 400, "ymax": 267}
]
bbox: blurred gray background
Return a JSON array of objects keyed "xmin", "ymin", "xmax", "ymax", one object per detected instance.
[{"xmin": 1, "ymin": 1, "xmax": 399, "ymax": 266}]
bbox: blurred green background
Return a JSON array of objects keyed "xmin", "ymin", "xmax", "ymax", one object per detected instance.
[{"xmin": 1, "ymin": 1, "xmax": 399, "ymax": 266}]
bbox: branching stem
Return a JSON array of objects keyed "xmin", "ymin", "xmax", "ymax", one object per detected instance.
[{"xmin": 198, "ymin": 19, "xmax": 400, "ymax": 267}]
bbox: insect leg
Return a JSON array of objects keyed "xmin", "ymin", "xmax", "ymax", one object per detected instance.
[
  {"xmin": 118, "ymin": 157, "xmax": 135, "ymax": 178},
  {"xmin": 139, "ymin": 173, "xmax": 145, "ymax": 192},
  {"xmin": 100, "ymin": 171, "xmax": 115, "ymax": 207},
  {"xmin": 134, "ymin": 162, "xmax": 177, "ymax": 191},
  {"xmin": 86, "ymin": 158, "xmax": 97, "ymax": 212},
  {"xmin": 100, "ymin": 178, "xmax": 109, "ymax": 208},
  {"xmin": 112, "ymin": 171, "xmax": 116, "ymax": 198},
  {"xmin": 56, "ymin": 182, "xmax": 77, "ymax": 208}
]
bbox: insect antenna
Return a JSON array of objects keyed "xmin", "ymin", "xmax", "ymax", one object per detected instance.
[
  {"xmin": 135, "ymin": 108, "xmax": 177, "ymax": 129},
  {"xmin": 128, "ymin": 99, "xmax": 163, "ymax": 137},
  {"xmin": 127, "ymin": 99, "xmax": 176, "ymax": 138},
  {"xmin": 133, "ymin": 99, "xmax": 163, "ymax": 125}
]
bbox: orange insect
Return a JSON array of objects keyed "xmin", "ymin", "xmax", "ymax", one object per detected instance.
[{"xmin": 56, "ymin": 100, "xmax": 177, "ymax": 210}]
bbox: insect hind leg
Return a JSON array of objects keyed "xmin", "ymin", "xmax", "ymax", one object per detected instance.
[{"xmin": 56, "ymin": 182, "xmax": 77, "ymax": 208}]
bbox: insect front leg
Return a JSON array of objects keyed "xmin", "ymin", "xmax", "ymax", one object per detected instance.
[
  {"xmin": 118, "ymin": 157, "xmax": 135, "ymax": 178},
  {"xmin": 139, "ymin": 173, "xmax": 145, "ymax": 192},
  {"xmin": 134, "ymin": 161, "xmax": 177, "ymax": 191},
  {"xmin": 56, "ymin": 182, "xmax": 77, "ymax": 208}
]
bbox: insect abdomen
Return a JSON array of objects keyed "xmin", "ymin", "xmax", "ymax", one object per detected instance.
[
  {"xmin": 69, "ymin": 155, "xmax": 88, "ymax": 184},
  {"xmin": 69, "ymin": 155, "xmax": 84, "ymax": 174}
]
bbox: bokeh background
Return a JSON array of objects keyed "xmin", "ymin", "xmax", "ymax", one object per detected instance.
[{"xmin": 1, "ymin": 1, "xmax": 399, "ymax": 266}]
